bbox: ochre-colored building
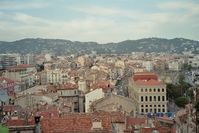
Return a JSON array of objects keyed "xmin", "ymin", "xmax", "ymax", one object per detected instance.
[{"xmin": 129, "ymin": 72, "xmax": 167, "ymax": 114}]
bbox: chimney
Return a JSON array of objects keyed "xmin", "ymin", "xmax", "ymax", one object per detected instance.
[{"xmin": 35, "ymin": 116, "xmax": 41, "ymax": 133}]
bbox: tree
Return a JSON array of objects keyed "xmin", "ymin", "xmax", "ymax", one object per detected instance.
[
  {"xmin": 166, "ymin": 83, "xmax": 181, "ymax": 100},
  {"xmin": 175, "ymin": 97, "xmax": 189, "ymax": 108},
  {"xmin": 36, "ymin": 64, "xmax": 44, "ymax": 72},
  {"xmin": 178, "ymin": 74, "xmax": 192, "ymax": 96},
  {"xmin": 183, "ymin": 63, "xmax": 192, "ymax": 71}
]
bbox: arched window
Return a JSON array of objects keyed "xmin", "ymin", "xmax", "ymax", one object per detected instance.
[
  {"xmin": 145, "ymin": 96, "xmax": 148, "ymax": 101},
  {"xmin": 150, "ymin": 96, "xmax": 152, "ymax": 101}
]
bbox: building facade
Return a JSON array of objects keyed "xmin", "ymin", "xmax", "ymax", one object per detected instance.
[
  {"xmin": 129, "ymin": 72, "xmax": 167, "ymax": 114},
  {"xmin": 46, "ymin": 69, "xmax": 68, "ymax": 84},
  {"xmin": 85, "ymin": 88, "xmax": 105, "ymax": 112},
  {"xmin": 4, "ymin": 64, "xmax": 37, "ymax": 90},
  {"xmin": 57, "ymin": 83, "xmax": 84, "ymax": 112}
]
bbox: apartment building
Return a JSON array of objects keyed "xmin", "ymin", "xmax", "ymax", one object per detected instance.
[
  {"xmin": 129, "ymin": 72, "xmax": 167, "ymax": 114},
  {"xmin": 46, "ymin": 69, "xmax": 68, "ymax": 84},
  {"xmin": 4, "ymin": 64, "xmax": 36, "ymax": 90}
]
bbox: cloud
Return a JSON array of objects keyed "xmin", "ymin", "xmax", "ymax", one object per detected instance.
[
  {"xmin": 157, "ymin": 1, "xmax": 199, "ymax": 11},
  {"xmin": 70, "ymin": 6, "xmax": 121, "ymax": 16},
  {"xmin": 0, "ymin": 1, "xmax": 49, "ymax": 10},
  {"xmin": 0, "ymin": 1, "xmax": 198, "ymax": 43}
]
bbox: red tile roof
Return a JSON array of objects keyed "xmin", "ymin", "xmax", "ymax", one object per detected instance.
[
  {"xmin": 110, "ymin": 112, "xmax": 125, "ymax": 123},
  {"xmin": 135, "ymin": 79, "xmax": 163, "ymax": 86},
  {"xmin": 126, "ymin": 117, "xmax": 145, "ymax": 128},
  {"xmin": 57, "ymin": 83, "xmax": 78, "ymax": 90},
  {"xmin": 38, "ymin": 110, "xmax": 59, "ymax": 118},
  {"xmin": 140, "ymin": 128, "xmax": 153, "ymax": 133},
  {"xmin": 7, "ymin": 64, "xmax": 34, "ymax": 70},
  {"xmin": 133, "ymin": 72, "xmax": 158, "ymax": 81},
  {"xmin": 41, "ymin": 111, "xmax": 112, "ymax": 133},
  {"xmin": 0, "ymin": 77, "xmax": 14, "ymax": 84},
  {"xmin": 6, "ymin": 118, "xmax": 35, "ymax": 126},
  {"xmin": 90, "ymin": 80, "xmax": 112, "ymax": 90},
  {"xmin": 3, "ymin": 105, "xmax": 21, "ymax": 112}
]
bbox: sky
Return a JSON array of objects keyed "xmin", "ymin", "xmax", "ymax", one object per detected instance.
[{"xmin": 0, "ymin": 0, "xmax": 198, "ymax": 43}]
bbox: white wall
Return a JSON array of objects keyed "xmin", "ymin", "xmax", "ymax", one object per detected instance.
[{"xmin": 85, "ymin": 88, "xmax": 105, "ymax": 112}]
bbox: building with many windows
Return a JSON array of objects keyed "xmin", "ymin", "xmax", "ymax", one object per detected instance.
[
  {"xmin": 0, "ymin": 54, "xmax": 18, "ymax": 69},
  {"xmin": 4, "ymin": 64, "xmax": 37, "ymax": 91},
  {"xmin": 46, "ymin": 69, "xmax": 68, "ymax": 84},
  {"xmin": 128, "ymin": 72, "xmax": 167, "ymax": 114}
]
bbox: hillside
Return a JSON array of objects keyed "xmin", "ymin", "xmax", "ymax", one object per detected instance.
[{"xmin": 0, "ymin": 38, "xmax": 198, "ymax": 55}]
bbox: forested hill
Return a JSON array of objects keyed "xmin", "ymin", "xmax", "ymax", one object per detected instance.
[{"xmin": 0, "ymin": 38, "xmax": 198, "ymax": 55}]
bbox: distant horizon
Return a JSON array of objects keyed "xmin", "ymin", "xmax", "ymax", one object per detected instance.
[
  {"xmin": 0, "ymin": 37, "xmax": 198, "ymax": 44},
  {"xmin": 0, "ymin": 0, "xmax": 198, "ymax": 43}
]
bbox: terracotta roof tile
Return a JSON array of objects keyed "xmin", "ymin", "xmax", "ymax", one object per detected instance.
[
  {"xmin": 41, "ymin": 111, "xmax": 112, "ymax": 133},
  {"xmin": 135, "ymin": 79, "xmax": 163, "ymax": 86},
  {"xmin": 57, "ymin": 83, "xmax": 78, "ymax": 90},
  {"xmin": 6, "ymin": 118, "xmax": 34, "ymax": 126},
  {"xmin": 8, "ymin": 64, "xmax": 34, "ymax": 70},
  {"xmin": 0, "ymin": 77, "xmax": 15, "ymax": 83},
  {"xmin": 133, "ymin": 72, "xmax": 158, "ymax": 81},
  {"xmin": 90, "ymin": 80, "xmax": 112, "ymax": 90}
]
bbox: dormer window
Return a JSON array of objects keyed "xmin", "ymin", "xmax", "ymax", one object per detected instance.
[{"xmin": 92, "ymin": 118, "xmax": 102, "ymax": 130}]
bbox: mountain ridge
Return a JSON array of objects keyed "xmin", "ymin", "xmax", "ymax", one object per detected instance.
[{"xmin": 0, "ymin": 37, "xmax": 198, "ymax": 55}]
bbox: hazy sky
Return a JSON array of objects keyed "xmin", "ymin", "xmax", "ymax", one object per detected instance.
[{"xmin": 0, "ymin": 0, "xmax": 198, "ymax": 43}]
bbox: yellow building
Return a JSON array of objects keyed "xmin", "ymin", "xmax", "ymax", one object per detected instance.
[{"xmin": 129, "ymin": 72, "xmax": 167, "ymax": 114}]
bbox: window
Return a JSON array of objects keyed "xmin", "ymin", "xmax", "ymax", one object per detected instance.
[
  {"xmin": 162, "ymin": 96, "xmax": 165, "ymax": 101},
  {"xmin": 146, "ymin": 109, "xmax": 148, "ymax": 113},
  {"xmin": 154, "ymin": 105, "xmax": 156, "ymax": 107},
  {"xmin": 141, "ymin": 109, "xmax": 144, "ymax": 113},
  {"xmin": 141, "ymin": 105, "xmax": 144, "ymax": 107},
  {"xmin": 162, "ymin": 105, "xmax": 165, "ymax": 107},
  {"xmin": 162, "ymin": 108, "xmax": 165, "ymax": 112},
  {"xmin": 92, "ymin": 122, "xmax": 102, "ymax": 129},
  {"xmin": 145, "ymin": 105, "xmax": 148, "ymax": 107},
  {"xmin": 150, "ymin": 105, "xmax": 152, "ymax": 107},
  {"xmin": 158, "ymin": 105, "xmax": 161, "ymax": 107},
  {"xmin": 154, "ymin": 109, "xmax": 157, "ymax": 113},
  {"xmin": 145, "ymin": 96, "xmax": 148, "ymax": 101},
  {"xmin": 158, "ymin": 109, "xmax": 161, "ymax": 112},
  {"xmin": 154, "ymin": 96, "xmax": 156, "ymax": 101},
  {"xmin": 141, "ymin": 88, "xmax": 143, "ymax": 92},
  {"xmin": 154, "ymin": 88, "xmax": 156, "ymax": 92},
  {"xmin": 162, "ymin": 88, "xmax": 164, "ymax": 92},
  {"xmin": 145, "ymin": 88, "xmax": 147, "ymax": 92},
  {"xmin": 149, "ymin": 88, "xmax": 152, "ymax": 92},
  {"xmin": 158, "ymin": 96, "xmax": 161, "ymax": 101},
  {"xmin": 158, "ymin": 88, "xmax": 160, "ymax": 92},
  {"xmin": 141, "ymin": 96, "xmax": 144, "ymax": 102},
  {"xmin": 150, "ymin": 109, "xmax": 152, "ymax": 112},
  {"xmin": 150, "ymin": 96, "xmax": 152, "ymax": 101}
]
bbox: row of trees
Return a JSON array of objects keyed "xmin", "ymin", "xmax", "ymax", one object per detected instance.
[{"xmin": 166, "ymin": 74, "xmax": 192, "ymax": 108}]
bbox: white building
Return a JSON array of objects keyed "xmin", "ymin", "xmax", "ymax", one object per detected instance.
[
  {"xmin": 4, "ymin": 64, "xmax": 37, "ymax": 90},
  {"xmin": 168, "ymin": 61, "xmax": 181, "ymax": 71},
  {"xmin": 45, "ymin": 54, "xmax": 52, "ymax": 62},
  {"xmin": 188, "ymin": 57, "xmax": 199, "ymax": 68},
  {"xmin": 143, "ymin": 61, "xmax": 153, "ymax": 72},
  {"xmin": 46, "ymin": 69, "xmax": 68, "ymax": 84},
  {"xmin": 78, "ymin": 79, "xmax": 87, "ymax": 93},
  {"xmin": 85, "ymin": 88, "xmax": 105, "ymax": 112}
]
